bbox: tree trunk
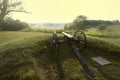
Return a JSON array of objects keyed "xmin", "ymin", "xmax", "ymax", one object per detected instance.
[{"xmin": 0, "ymin": 0, "xmax": 8, "ymax": 30}]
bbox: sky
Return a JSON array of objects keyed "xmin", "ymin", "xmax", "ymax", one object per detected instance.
[{"xmin": 12, "ymin": 0, "xmax": 120, "ymax": 23}]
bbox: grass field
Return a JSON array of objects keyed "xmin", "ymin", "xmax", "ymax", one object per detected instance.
[
  {"xmin": 86, "ymin": 25, "xmax": 120, "ymax": 47},
  {"xmin": 0, "ymin": 25, "xmax": 120, "ymax": 80},
  {"xmin": 0, "ymin": 31, "xmax": 43, "ymax": 47},
  {"xmin": 84, "ymin": 25, "xmax": 120, "ymax": 79},
  {"xmin": 0, "ymin": 31, "xmax": 102, "ymax": 80}
]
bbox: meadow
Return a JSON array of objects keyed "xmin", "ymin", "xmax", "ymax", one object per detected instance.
[
  {"xmin": 0, "ymin": 25, "xmax": 120, "ymax": 80},
  {"xmin": 86, "ymin": 25, "xmax": 120, "ymax": 47},
  {"xmin": 0, "ymin": 31, "xmax": 52, "ymax": 80}
]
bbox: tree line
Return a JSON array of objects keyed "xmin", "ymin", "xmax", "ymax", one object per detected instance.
[
  {"xmin": 0, "ymin": 17, "xmax": 29, "ymax": 31},
  {"xmin": 64, "ymin": 15, "xmax": 120, "ymax": 30}
]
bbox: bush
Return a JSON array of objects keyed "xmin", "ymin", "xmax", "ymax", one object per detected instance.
[
  {"xmin": 97, "ymin": 24, "xmax": 107, "ymax": 32},
  {"xmin": 0, "ymin": 17, "xmax": 30, "ymax": 31},
  {"xmin": 21, "ymin": 27, "xmax": 31, "ymax": 32},
  {"xmin": 64, "ymin": 15, "xmax": 89, "ymax": 30}
]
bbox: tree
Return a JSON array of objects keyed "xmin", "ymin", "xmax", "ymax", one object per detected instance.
[
  {"xmin": 97, "ymin": 24, "xmax": 107, "ymax": 32},
  {"xmin": 73, "ymin": 15, "xmax": 88, "ymax": 30},
  {"xmin": 1, "ymin": 17, "xmax": 29, "ymax": 31},
  {"xmin": 0, "ymin": 0, "xmax": 28, "ymax": 23},
  {"xmin": 64, "ymin": 15, "xmax": 89, "ymax": 30},
  {"xmin": 113, "ymin": 20, "xmax": 120, "ymax": 25}
]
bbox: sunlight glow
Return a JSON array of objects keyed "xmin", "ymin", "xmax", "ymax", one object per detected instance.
[{"xmin": 12, "ymin": 0, "xmax": 120, "ymax": 23}]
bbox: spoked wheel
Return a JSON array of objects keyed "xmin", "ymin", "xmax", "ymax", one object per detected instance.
[
  {"xmin": 53, "ymin": 32, "xmax": 59, "ymax": 56},
  {"xmin": 73, "ymin": 30, "xmax": 87, "ymax": 51}
]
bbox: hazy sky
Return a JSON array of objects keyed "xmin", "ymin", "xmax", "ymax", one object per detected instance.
[{"xmin": 12, "ymin": 0, "xmax": 120, "ymax": 23}]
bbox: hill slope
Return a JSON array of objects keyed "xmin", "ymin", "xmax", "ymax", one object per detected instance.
[{"xmin": 0, "ymin": 31, "xmax": 120, "ymax": 80}]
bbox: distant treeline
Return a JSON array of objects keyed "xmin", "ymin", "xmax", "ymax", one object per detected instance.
[
  {"xmin": 0, "ymin": 17, "xmax": 30, "ymax": 31},
  {"xmin": 64, "ymin": 15, "xmax": 120, "ymax": 30},
  {"xmin": 88, "ymin": 20, "xmax": 120, "ymax": 27}
]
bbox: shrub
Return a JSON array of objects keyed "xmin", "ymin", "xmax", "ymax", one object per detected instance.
[
  {"xmin": 97, "ymin": 24, "xmax": 107, "ymax": 32},
  {"xmin": 0, "ymin": 17, "xmax": 30, "ymax": 31}
]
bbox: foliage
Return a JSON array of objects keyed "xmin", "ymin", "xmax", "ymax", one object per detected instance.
[
  {"xmin": 64, "ymin": 15, "xmax": 89, "ymax": 30},
  {"xmin": 0, "ymin": 17, "xmax": 30, "ymax": 31},
  {"xmin": 64, "ymin": 15, "xmax": 120, "ymax": 30},
  {"xmin": 87, "ymin": 20, "xmax": 120, "ymax": 27},
  {"xmin": 97, "ymin": 24, "xmax": 107, "ymax": 31},
  {"xmin": 0, "ymin": 0, "xmax": 27, "ymax": 23}
]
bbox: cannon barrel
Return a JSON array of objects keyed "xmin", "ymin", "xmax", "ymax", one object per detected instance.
[{"xmin": 62, "ymin": 32, "xmax": 73, "ymax": 39}]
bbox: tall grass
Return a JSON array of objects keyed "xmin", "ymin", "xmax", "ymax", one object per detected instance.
[
  {"xmin": 0, "ymin": 32, "xmax": 52, "ymax": 80},
  {"xmin": 0, "ymin": 29, "xmax": 120, "ymax": 80},
  {"xmin": 86, "ymin": 30, "xmax": 120, "ymax": 38},
  {"xmin": 0, "ymin": 31, "xmax": 49, "ymax": 47},
  {"xmin": 85, "ymin": 25, "xmax": 120, "ymax": 47},
  {"xmin": 82, "ymin": 36, "xmax": 120, "ymax": 80},
  {"xmin": 86, "ymin": 25, "xmax": 120, "ymax": 38}
]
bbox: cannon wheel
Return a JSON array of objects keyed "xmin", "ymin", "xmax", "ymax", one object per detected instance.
[
  {"xmin": 53, "ymin": 32, "xmax": 59, "ymax": 56},
  {"xmin": 73, "ymin": 30, "xmax": 87, "ymax": 51}
]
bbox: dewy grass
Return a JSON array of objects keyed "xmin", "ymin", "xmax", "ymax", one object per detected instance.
[
  {"xmin": 0, "ymin": 31, "xmax": 120, "ymax": 80},
  {"xmin": 0, "ymin": 32, "xmax": 52, "ymax": 80},
  {"xmin": 86, "ymin": 25, "xmax": 120, "ymax": 38},
  {"xmin": 85, "ymin": 25, "xmax": 120, "ymax": 47},
  {"xmin": 0, "ymin": 31, "xmax": 52, "ymax": 47},
  {"xmin": 81, "ymin": 36, "xmax": 120, "ymax": 80}
]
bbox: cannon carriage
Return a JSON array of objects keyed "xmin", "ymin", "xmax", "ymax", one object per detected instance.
[{"xmin": 52, "ymin": 30, "xmax": 96, "ymax": 80}]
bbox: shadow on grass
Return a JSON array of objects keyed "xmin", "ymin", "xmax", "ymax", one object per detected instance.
[
  {"xmin": 55, "ymin": 44, "xmax": 65, "ymax": 80},
  {"xmin": 56, "ymin": 56, "xmax": 65, "ymax": 80},
  {"xmin": 46, "ymin": 42, "xmax": 79, "ymax": 80}
]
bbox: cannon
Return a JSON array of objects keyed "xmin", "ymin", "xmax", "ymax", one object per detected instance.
[{"xmin": 52, "ymin": 30, "xmax": 96, "ymax": 80}]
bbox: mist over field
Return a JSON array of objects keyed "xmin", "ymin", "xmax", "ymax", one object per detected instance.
[{"xmin": 28, "ymin": 23, "xmax": 65, "ymax": 29}]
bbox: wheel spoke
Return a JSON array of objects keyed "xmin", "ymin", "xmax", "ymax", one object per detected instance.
[{"xmin": 74, "ymin": 30, "xmax": 87, "ymax": 51}]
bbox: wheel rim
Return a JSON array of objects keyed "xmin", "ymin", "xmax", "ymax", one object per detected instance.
[{"xmin": 74, "ymin": 30, "xmax": 87, "ymax": 51}]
